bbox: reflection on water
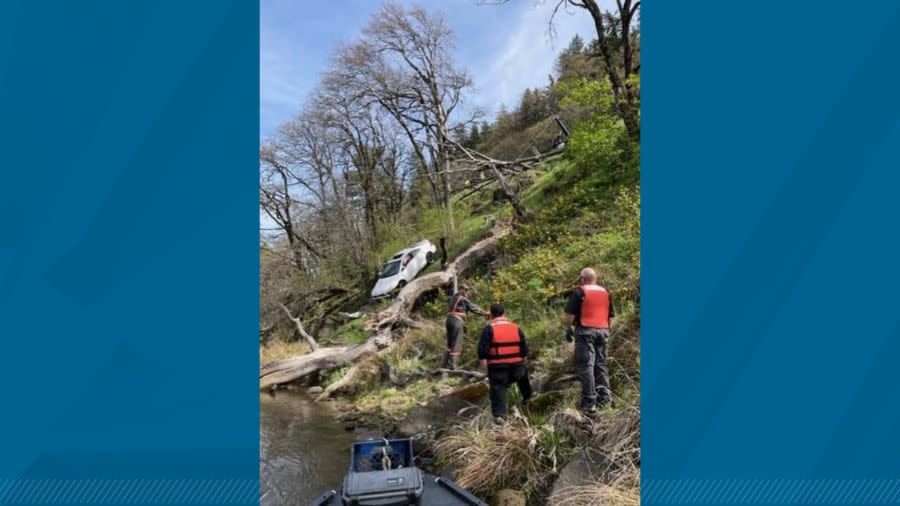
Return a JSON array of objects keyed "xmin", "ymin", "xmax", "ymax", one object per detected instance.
[{"xmin": 260, "ymin": 391, "xmax": 357, "ymax": 505}]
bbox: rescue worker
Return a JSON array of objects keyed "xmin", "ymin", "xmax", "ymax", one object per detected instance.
[
  {"xmin": 443, "ymin": 284, "xmax": 488, "ymax": 370},
  {"xmin": 478, "ymin": 303, "xmax": 532, "ymax": 423},
  {"xmin": 564, "ymin": 267, "xmax": 615, "ymax": 415}
]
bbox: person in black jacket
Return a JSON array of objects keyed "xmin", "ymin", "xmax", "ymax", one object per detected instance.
[
  {"xmin": 564, "ymin": 267, "xmax": 615, "ymax": 414},
  {"xmin": 478, "ymin": 303, "xmax": 532, "ymax": 423}
]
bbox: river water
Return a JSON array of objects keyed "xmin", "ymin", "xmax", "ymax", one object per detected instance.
[{"xmin": 260, "ymin": 390, "xmax": 358, "ymax": 506}]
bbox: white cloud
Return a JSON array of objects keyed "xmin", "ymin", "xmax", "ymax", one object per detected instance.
[
  {"xmin": 259, "ymin": 29, "xmax": 310, "ymax": 138},
  {"xmin": 470, "ymin": 2, "xmax": 595, "ymax": 116}
]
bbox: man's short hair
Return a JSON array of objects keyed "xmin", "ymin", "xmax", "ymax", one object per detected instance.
[
  {"xmin": 490, "ymin": 303, "xmax": 505, "ymax": 317},
  {"xmin": 580, "ymin": 267, "xmax": 597, "ymax": 282}
]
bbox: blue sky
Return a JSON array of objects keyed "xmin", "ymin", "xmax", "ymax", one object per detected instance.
[{"xmin": 260, "ymin": 0, "xmax": 602, "ymax": 139}]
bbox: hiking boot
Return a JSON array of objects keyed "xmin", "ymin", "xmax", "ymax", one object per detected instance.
[
  {"xmin": 581, "ymin": 404, "xmax": 598, "ymax": 416},
  {"xmin": 492, "ymin": 416, "xmax": 506, "ymax": 425}
]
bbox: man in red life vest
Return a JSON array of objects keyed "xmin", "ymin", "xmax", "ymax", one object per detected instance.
[
  {"xmin": 444, "ymin": 284, "xmax": 488, "ymax": 370},
  {"xmin": 478, "ymin": 303, "xmax": 532, "ymax": 423},
  {"xmin": 564, "ymin": 267, "xmax": 615, "ymax": 415}
]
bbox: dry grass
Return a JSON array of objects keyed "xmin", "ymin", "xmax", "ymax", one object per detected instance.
[
  {"xmin": 593, "ymin": 400, "xmax": 641, "ymax": 467},
  {"xmin": 434, "ymin": 411, "xmax": 564, "ymax": 495},
  {"xmin": 549, "ymin": 466, "xmax": 640, "ymax": 506},
  {"xmin": 549, "ymin": 407, "xmax": 595, "ymax": 447},
  {"xmin": 609, "ymin": 322, "xmax": 641, "ymax": 395},
  {"xmin": 382, "ymin": 324, "xmax": 442, "ymax": 373},
  {"xmin": 549, "ymin": 399, "xmax": 641, "ymax": 506},
  {"xmin": 259, "ymin": 340, "xmax": 310, "ymax": 365}
]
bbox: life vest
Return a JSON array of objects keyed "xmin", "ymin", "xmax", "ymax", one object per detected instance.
[
  {"xmin": 447, "ymin": 294, "xmax": 467, "ymax": 320},
  {"xmin": 486, "ymin": 317, "xmax": 524, "ymax": 365},
  {"xmin": 580, "ymin": 284, "xmax": 610, "ymax": 329}
]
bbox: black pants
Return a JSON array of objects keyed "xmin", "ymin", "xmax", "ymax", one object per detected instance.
[
  {"xmin": 574, "ymin": 327, "xmax": 611, "ymax": 409},
  {"xmin": 443, "ymin": 316, "xmax": 465, "ymax": 369},
  {"xmin": 487, "ymin": 362, "xmax": 532, "ymax": 417}
]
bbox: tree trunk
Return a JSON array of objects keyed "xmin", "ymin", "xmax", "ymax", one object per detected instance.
[
  {"xmin": 489, "ymin": 164, "xmax": 529, "ymax": 220},
  {"xmin": 439, "ymin": 237, "xmax": 449, "ymax": 269},
  {"xmin": 581, "ymin": 0, "xmax": 640, "ymax": 141}
]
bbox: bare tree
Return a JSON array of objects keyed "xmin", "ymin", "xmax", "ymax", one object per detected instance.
[
  {"xmin": 333, "ymin": 3, "xmax": 477, "ymax": 233},
  {"xmin": 259, "ymin": 145, "xmax": 323, "ymax": 272},
  {"xmin": 277, "ymin": 110, "xmax": 372, "ymax": 284},
  {"xmin": 312, "ymin": 82, "xmax": 410, "ymax": 240}
]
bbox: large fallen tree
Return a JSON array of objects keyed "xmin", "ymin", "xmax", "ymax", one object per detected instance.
[{"xmin": 259, "ymin": 222, "xmax": 511, "ymax": 392}]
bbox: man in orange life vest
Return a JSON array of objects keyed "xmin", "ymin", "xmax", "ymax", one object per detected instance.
[
  {"xmin": 444, "ymin": 284, "xmax": 488, "ymax": 370},
  {"xmin": 478, "ymin": 303, "xmax": 532, "ymax": 422},
  {"xmin": 564, "ymin": 267, "xmax": 615, "ymax": 415}
]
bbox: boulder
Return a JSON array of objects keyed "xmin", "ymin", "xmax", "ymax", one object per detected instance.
[
  {"xmin": 491, "ymin": 489, "xmax": 526, "ymax": 506},
  {"xmin": 449, "ymin": 381, "xmax": 489, "ymax": 403},
  {"xmin": 549, "ymin": 449, "xmax": 614, "ymax": 501},
  {"xmin": 395, "ymin": 395, "xmax": 476, "ymax": 437},
  {"xmin": 395, "ymin": 381, "xmax": 488, "ymax": 437},
  {"xmin": 307, "ymin": 386, "xmax": 324, "ymax": 395}
]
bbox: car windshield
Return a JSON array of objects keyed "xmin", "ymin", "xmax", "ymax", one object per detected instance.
[{"xmin": 380, "ymin": 260, "xmax": 402, "ymax": 278}]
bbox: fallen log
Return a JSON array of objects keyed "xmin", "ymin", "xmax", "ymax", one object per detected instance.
[
  {"xmin": 314, "ymin": 349, "xmax": 385, "ymax": 401},
  {"xmin": 260, "ymin": 346, "xmax": 350, "ymax": 389},
  {"xmin": 259, "ymin": 222, "xmax": 511, "ymax": 391},
  {"xmin": 364, "ymin": 223, "xmax": 510, "ymax": 331}
]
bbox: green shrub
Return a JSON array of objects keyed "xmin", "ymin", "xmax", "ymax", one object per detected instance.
[{"xmin": 333, "ymin": 318, "xmax": 369, "ymax": 345}]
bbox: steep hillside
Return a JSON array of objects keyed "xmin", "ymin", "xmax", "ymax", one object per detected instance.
[{"xmin": 305, "ymin": 148, "xmax": 640, "ymax": 504}]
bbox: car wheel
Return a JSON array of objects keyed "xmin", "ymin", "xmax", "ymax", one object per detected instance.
[
  {"xmin": 396, "ymin": 280, "xmax": 407, "ymax": 292},
  {"xmin": 426, "ymin": 251, "xmax": 435, "ymax": 264}
]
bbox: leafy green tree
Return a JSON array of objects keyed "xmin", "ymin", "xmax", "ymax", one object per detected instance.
[
  {"xmin": 559, "ymin": 77, "xmax": 637, "ymax": 183},
  {"xmin": 465, "ymin": 123, "xmax": 481, "ymax": 148},
  {"xmin": 564, "ymin": 33, "xmax": 585, "ymax": 55}
]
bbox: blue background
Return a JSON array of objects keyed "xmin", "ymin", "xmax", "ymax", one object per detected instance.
[
  {"xmin": 0, "ymin": 0, "xmax": 258, "ymax": 501},
  {"xmin": 643, "ymin": 0, "xmax": 900, "ymax": 500},
  {"xmin": 1, "ymin": 0, "xmax": 899, "ymax": 504}
]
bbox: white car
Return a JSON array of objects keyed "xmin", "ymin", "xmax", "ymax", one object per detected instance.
[{"xmin": 370, "ymin": 240, "xmax": 438, "ymax": 299}]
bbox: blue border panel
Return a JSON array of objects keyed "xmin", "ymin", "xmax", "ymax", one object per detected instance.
[
  {"xmin": 0, "ymin": 1, "xmax": 258, "ymax": 503},
  {"xmin": 643, "ymin": 0, "xmax": 900, "ymax": 503}
]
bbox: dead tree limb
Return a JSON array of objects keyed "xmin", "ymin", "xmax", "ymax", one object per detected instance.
[
  {"xmin": 279, "ymin": 303, "xmax": 319, "ymax": 351},
  {"xmin": 442, "ymin": 138, "xmax": 563, "ymax": 219},
  {"xmin": 488, "ymin": 163, "xmax": 529, "ymax": 220}
]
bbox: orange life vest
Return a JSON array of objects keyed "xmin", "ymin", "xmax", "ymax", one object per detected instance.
[
  {"xmin": 580, "ymin": 284, "xmax": 610, "ymax": 329},
  {"xmin": 486, "ymin": 317, "xmax": 524, "ymax": 365}
]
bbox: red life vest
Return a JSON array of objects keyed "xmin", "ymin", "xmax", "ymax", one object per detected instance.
[
  {"xmin": 580, "ymin": 284, "xmax": 610, "ymax": 329},
  {"xmin": 486, "ymin": 317, "xmax": 524, "ymax": 365}
]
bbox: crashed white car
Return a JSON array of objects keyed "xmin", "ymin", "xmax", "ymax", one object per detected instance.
[{"xmin": 371, "ymin": 240, "xmax": 438, "ymax": 299}]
